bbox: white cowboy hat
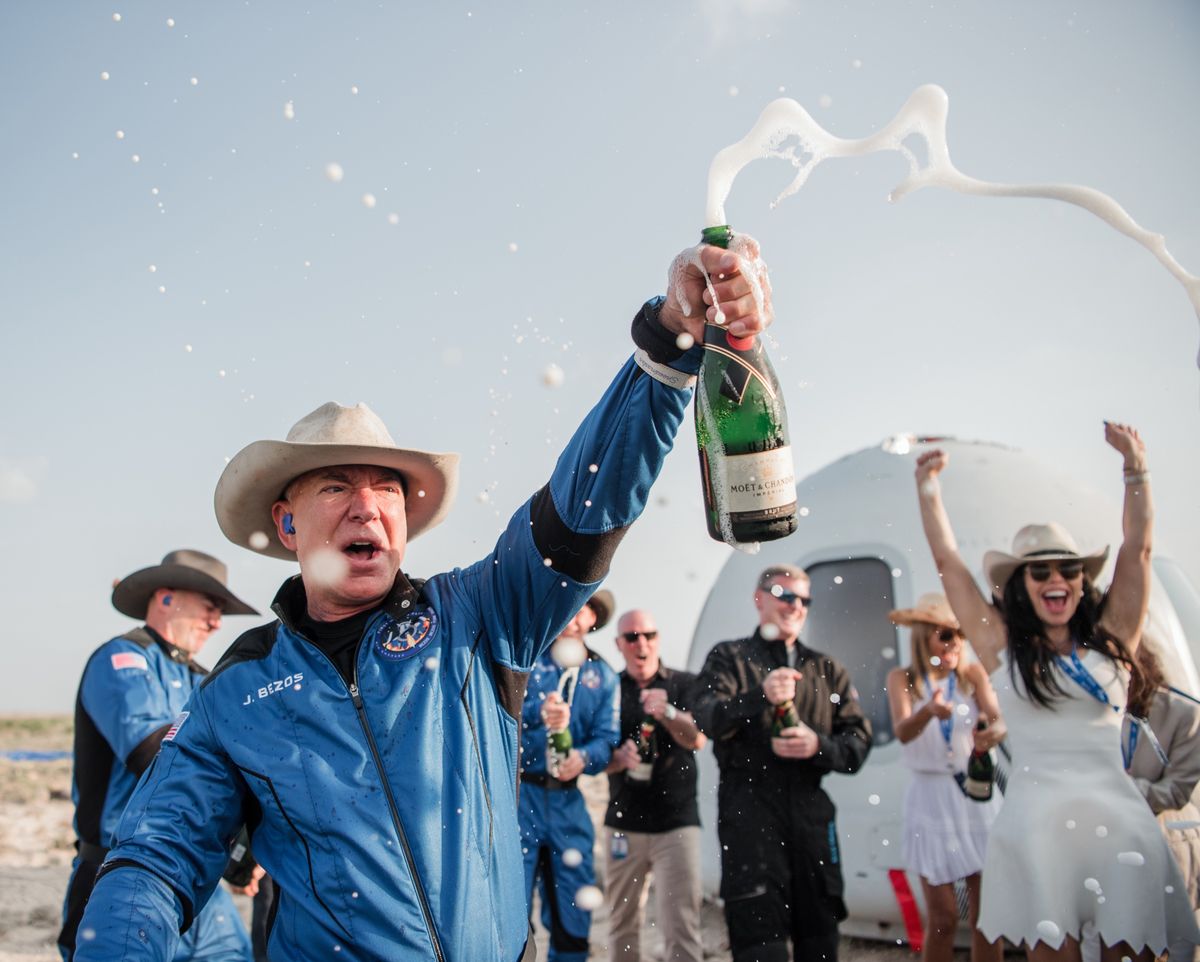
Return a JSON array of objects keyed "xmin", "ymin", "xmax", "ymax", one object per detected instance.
[
  {"xmin": 982, "ymin": 521, "xmax": 1109, "ymax": 593},
  {"xmin": 214, "ymin": 402, "xmax": 460, "ymax": 560},
  {"xmin": 112, "ymin": 549, "xmax": 258, "ymax": 619},
  {"xmin": 888, "ymin": 592, "xmax": 960, "ymax": 631}
]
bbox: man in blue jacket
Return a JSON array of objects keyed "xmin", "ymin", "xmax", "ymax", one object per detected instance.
[
  {"xmin": 519, "ymin": 591, "xmax": 620, "ymax": 961},
  {"xmin": 74, "ymin": 239, "xmax": 773, "ymax": 962},
  {"xmin": 59, "ymin": 549, "xmax": 258, "ymax": 961}
]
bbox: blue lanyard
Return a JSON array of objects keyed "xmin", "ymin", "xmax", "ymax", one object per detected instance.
[
  {"xmin": 1056, "ymin": 645, "xmax": 1120, "ymax": 713},
  {"xmin": 1057, "ymin": 645, "xmax": 1171, "ymax": 770},
  {"xmin": 923, "ymin": 671, "xmax": 956, "ymax": 749},
  {"xmin": 1123, "ymin": 715, "xmax": 1170, "ymax": 770}
]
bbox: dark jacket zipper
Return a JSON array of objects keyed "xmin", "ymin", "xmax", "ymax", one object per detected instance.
[{"xmin": 350, "ymin": 679, "xmax": 446, "ymax": 962}]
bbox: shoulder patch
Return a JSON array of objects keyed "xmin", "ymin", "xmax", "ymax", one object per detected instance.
[
  {"xmin": 373, "ymin": 609, "xmax": 437, "ymax": 661},
  {"xmin": 162, "ymin": 711, "xmax": 189, "ymax": 742},
  {"xmin": 110, "ymin": 651, "xmax": 148, "ymax": 672},
  {"xmin": 578, "ymin": 666, "xmax": 603, "ymax": 689}
]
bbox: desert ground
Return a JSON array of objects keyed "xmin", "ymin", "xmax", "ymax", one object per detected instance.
[{"xmin": 0, "ymin": 715, "xmax": 925, "ymax": 961}]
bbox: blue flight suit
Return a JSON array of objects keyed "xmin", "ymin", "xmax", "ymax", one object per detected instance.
[
  {"xmin": 60, "ymin": 628, "xmax": 251, "ymax": 961},
  {"xmin": 74, "ymin": 308, "xmax": 704, "ymax": 961},
  {"xmin": 520, "ymin": 650, "xmax": 621, "ymax": 961}
]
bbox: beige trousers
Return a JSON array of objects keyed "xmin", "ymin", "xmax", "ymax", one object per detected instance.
[{"xmin": 604, "ymin": 825, "xmax": 703, "ymax": 962}]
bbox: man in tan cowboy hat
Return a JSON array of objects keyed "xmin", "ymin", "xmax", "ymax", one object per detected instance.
[
  {"xmin": 59, "ymin": 550, "xmax": 258, "ymax": 962},
  {"xmin": 518, "ymin": 590, "xmax": 620, "ymax": 961},
  {"xmin": 75, "ymin": 239, "xmax": 774, "ymax": 962}
]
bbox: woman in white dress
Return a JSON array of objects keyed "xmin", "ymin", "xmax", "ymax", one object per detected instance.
[
  {"xmin": 913, "ymin": 421, "xmax": 1199, "ymax": 962},
  {"xmin": 887, "ymin": 592, "xmax": 1005, "ymax": 962}
]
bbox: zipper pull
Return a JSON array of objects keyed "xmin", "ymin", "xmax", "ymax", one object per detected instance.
[{"xmin": 349, "ymin": 683, "xmax": 364, "ymax": 709}]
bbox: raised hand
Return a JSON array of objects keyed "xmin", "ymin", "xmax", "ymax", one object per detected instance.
[
  {"xmin": 640, "ymin": 687, "xmax": 671, "ymax": 719},
  {"xmin": 540, "ymin": 692, "xmax": 571, "ymax": 731},
  {"xmin": 660, "ymin": 238, "xmax": 773, "ymax": 344},
  {"xmin": 915, "ymin": 448, "xmax": 949, "ymax": 486},
  {"xmin": 1104, "ymin": 421, "xmax": 1146, "ymax": 472},
  {"xmin": 762, "ymin": 667, "xmax": 801, "ymax": 705},
  {"xmin": 927, "ymin": 687, "xmax": 953, "ymax": 721}
]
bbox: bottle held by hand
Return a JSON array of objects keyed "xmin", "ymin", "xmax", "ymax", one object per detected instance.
[
  {"xmin": 547, "ymin": 726, "xmax": 573, "ymax": 779},
  {"xmin": 772, "ymin": 698, "xmax": 802, "ymax": 737},
  {"xmin": 628, "ymin": 718, "xmax": 656, "ymax": 782},
  {"xmin": 694, "ymin": 225, "xmax": 798, "ymax": 546},
  {"xmin": 964, "ymin": 718, "xmax": 996, "ymax": 802}
]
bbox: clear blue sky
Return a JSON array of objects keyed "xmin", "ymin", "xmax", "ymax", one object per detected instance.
[{"xmin": 1, "ymin": 1, "xmax": 1198, "ymax": 712}]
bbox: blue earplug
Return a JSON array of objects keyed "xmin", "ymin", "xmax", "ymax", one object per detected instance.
[
  {"xmin": 162, "ymin": 594, "xmax": 173, "ymax": 606},
  {"xmin": 282, "ymin": 513, "xmax": 296, "ymax": 535}
]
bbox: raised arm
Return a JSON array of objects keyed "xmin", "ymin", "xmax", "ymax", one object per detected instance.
[
  {"xmin": 886, "ymin": 666, "xmax": 947, "ymax": 745},
  {"xmin": 1097, "ymin": 422, "xmax": 1152, "ymax": 656},
  {"xmin": 914, "ymin": 449, "xmax": 1006, "ymax": 673}
]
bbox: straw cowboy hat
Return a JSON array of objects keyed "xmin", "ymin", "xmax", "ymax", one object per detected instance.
[
  {"xmin": 888, "ymin": 592, "xmax": 960, "ymax": 631},
  {"xmin": 112, "ymin": 549, "xmax": 258, "ymax": 619},
  {"xmin": 585, "ymin": 590, "xmax": 615, "ymax": 632},
  {"xmin": 982, "ymin": 521, "xmax": 1109, "ymax": 593},
  {"xmin": 215, "ymin": 402, "xmax": 460, "ymax": 560}
]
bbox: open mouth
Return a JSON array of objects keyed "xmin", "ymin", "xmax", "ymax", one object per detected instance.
[
  {"xmin": 343, "ymin": 540, "xmax": 381, "ymax": 562},
  {"xmin": 1042, "ymin": 589, "xmax": 1069, "ymax": 615}
]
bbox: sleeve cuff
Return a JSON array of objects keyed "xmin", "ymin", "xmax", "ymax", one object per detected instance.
[{"xmin": 631, "ymin": 296, "xmax": 704, "ymax": 377}]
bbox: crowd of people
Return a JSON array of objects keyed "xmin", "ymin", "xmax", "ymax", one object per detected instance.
[{"xmin": 54, "ymin": 235, "xmax": 1200, "ymax": 962}]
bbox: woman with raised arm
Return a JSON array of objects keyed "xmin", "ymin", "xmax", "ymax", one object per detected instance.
[
  {"xmin": 886, "ymin": 593, "xmax": 1005, "ymax": 962},
  {"xmin": 913, "ymin": 422, "xmax": 1198, "ymax": 962}
]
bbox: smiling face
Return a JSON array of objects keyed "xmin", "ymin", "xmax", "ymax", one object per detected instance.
[
  {"xmin": 1021, "ymin": 560, "xmax": 1085, "ymax": 630},
  {"xmin": 273, "ymin": 464, "xmax": 408, "ymax": 620},
  {"xmin": 615, "ymin": 609, "xmax": 660, "ymax": 685},
  {"xmin": 915, "ymin": 621, "xmax": 965, "ymax": 674},
  {"xmin": 754, "ymin": 573, "xmax": 811, "ymax": 644}
]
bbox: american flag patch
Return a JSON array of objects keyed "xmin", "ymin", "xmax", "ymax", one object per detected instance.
[
  {"xmin": 162, "ymin": 712, "xmax": 189, "ymax": 742},
  {"xmin": 110, "ymin": 652, "xmax": 148, "ymax": 671}
]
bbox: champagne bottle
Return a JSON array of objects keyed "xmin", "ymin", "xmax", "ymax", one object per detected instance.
[
  {"xmin": 964, "ymin": 719, "xmax": 996, "ymax": 802},
  {"xmin": 694, "ymin": 225, "xmax": 798, "ymax": 545},
  {"xmin": 628, "ymin": 718, "xmax": 656, "ymax": 782},
  {"xmin": 772, "ymin": 699, "xmax": 801, "ymax": 737},
  {"xmin": 547, "ymin": 725, "xmax": 573, "ymax": 779}
]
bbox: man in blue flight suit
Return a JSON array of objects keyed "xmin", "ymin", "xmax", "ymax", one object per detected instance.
[
  {"xmin": 59, "ymin": 549, "xmax": 258, "ymax": 962},
  {"xmin": 519, "ymin": 591, "xmax": 620, "ymax": 962},
  {"xmin": 73, "ymin": 239, "xmax": 774, "ymax": 961}
]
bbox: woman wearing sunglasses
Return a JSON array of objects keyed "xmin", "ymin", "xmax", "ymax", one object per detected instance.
[
  {"xmin": 886, "ymin": 593, "xmax": 1005, "ymax": 962},
  {"xmin": 914, "ymin": 422, "xmax": 1197, "ymax": 962}
]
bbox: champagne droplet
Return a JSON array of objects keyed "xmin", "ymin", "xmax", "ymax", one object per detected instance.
[{"xmin": 575, "ymin": 885, "xmax": 603, "ymax": 910}]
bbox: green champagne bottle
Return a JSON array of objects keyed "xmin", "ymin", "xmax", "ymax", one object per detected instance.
[
  {"xmin": 771, "ymin": 699, "xmax": 801, "ymax": 737},
  {"xmin": 695, "ymin": 225, "xmax": 798, "ymax": 544},
  {"xmin": 964, "ymin": 719, "xmax": 996, "ymax": 802},
  {"xmin": 628, "ymin": 718, "xmax": 656, "ymax": 783},
  {"xmin": 547, "ymin": 725, "xmax": 573, "ymax": 778}
]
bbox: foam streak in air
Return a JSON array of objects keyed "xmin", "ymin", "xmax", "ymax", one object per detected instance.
[{"xmin": 706, "ymin": 84, "xmax": 1200, "ymax": 361}]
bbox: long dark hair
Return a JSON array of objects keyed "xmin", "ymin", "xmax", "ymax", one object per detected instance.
[
  {"xmin": 1127, "ymin": 641, "xmax": 1167, "ymax": 719},
  {"xmin": 1000, "ymin": 570, "xmax": 1137, "ymax": 709}
]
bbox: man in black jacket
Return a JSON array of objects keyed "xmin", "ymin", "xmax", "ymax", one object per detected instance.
[{"xmin": 693, "ymin": 564, "xmax": 872, "ymax": 962}]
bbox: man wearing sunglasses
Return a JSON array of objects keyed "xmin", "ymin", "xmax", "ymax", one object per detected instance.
[
  {"xmin": 693, "ymin": 564, "xmax": 872, "ymax": 962},
  {"xmin": 603, "ymin": 609, "xmax": 707, "ymax": 962}
]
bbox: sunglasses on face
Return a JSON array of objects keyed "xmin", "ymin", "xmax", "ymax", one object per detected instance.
[
  {"xmin": 620, "ymin": 630, "xmax": 658, "ymax": 642},
  {"xmin": 936, "ymin": 628, "xmax": 963, "ymax": 644},
  {"xmin": 1025, "ymin": 561, "xmax": 1085, "ymax": 583},
  {"xmin": 771, "ymin": 589, "xmax": 812, "ymax": 608}
]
